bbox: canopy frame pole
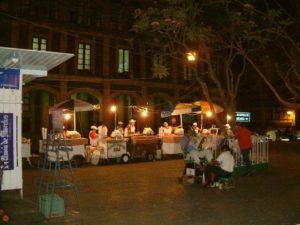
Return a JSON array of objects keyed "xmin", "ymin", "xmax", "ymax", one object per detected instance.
[
  {"xmin": 73, "ymin": 110, "xmax": 76, "ymax": 131},
  {"xmin": 200, "ymin": 113, "xmax": 203, "ymax": 131}
]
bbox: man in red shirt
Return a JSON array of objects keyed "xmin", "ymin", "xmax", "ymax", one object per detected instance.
[{"xmin": 235, "ymin": 124, "xmax": 253, "ymax": 175}]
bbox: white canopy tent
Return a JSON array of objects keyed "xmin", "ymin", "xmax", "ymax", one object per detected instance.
[
  {"xmin": 0, "ymin": 46, "xmax": 73, "ymax": 198},
  {"xmin": 49, "ymin": 99, "xmax": 100, "ymax": 131}
]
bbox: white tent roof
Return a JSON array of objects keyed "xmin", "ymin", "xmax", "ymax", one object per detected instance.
[{"xmin": 0, "ymin": 46, "xmax": 74, "ymax": 84}]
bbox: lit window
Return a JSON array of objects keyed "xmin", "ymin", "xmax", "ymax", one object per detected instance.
[
  {"xmin": 78, "ymin": 43, "xmax": 91, "ymax": 70},
  {"xmin": 32, "ymin": 37, "xmax": 47, "ymax": 51},
  {"xmin": 118, "ymin": 49, "xmax": 129, "ymax": 73}
]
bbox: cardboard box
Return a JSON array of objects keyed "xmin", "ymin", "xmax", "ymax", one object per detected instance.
[
  {"xmin": 186, "ymin": 168, "xmax": 196, "ymax": 176},
  {"xmin": 39, "ymin": 194, "xmax": 65, "ymax": 218}
]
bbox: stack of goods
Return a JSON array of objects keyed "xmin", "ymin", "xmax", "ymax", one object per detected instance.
[
  {"xmin": 111, "ymin": 130, "xmax": 123, "ymax": 139},
  {"xmin": 174, "ymin": 128, "xmax": 184, "ymax": 135},
  {"xmin": 142, "ymin": 127, "xmax": 154, "ymax": 135},
  {"xmin": 65, "ymin": 130, "xmax": 81, "ymax": 139},
  {"xmin": 22, "ymin": 137, "xmax": 31, "ymax": 144}
]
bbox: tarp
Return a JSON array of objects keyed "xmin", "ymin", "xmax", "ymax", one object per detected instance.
[
  {"xmin": 192, "ymin": 100, "xmax": 223, "ymax": 114},
  {"xmin": 49, "ymin": 99, "xmax": 100, "ymax": 114},
  {"xmin": 161, "ymin": 103, "xmax": 201, "ymax": 128},
  {"xmin": 49, "ymin": 99, "xmax": 100, "ymax": 131}
]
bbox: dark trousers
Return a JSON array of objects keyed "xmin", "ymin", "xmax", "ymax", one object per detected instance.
[
  {"xmin": 241, "ymin": 148, "xmax": 251, "ymax": 173},
  {"xmin": 204, "ymin": 165, "xmax": 232, "ymax": 184}
]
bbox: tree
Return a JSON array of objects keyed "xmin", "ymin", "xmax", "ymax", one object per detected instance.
[
  {"xmin": 133, "ymin": 0, "xmax": 300, "ymax": 129},
  {"xmin": 132, "ymin": 0, "xmax": 266, "ymax": 126}
]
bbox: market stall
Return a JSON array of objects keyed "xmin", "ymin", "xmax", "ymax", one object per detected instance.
[
  {"xmin": 40, "ymin": 136, "xmax": 88, "ymax": 161},
  {"xmin": 131, "ymin": 135, "xmax": 159, "ymax": 160},
  {"xmin": 21, "ymin": 137, "xmax": 32, "ymax": 166},
  {"xmin": 161, "ymin": 135, "xmax": 184, "ymax": 155},
  {"xmin": 98, "ymin": 137, "xmax": 129, "ymax": 162}
]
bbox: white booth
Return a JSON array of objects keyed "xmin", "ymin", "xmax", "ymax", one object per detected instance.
[{"xmin": 0, "ymin": 47, "xmax": 73, "ymax": 198}]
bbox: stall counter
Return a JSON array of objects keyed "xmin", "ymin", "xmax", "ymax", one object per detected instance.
[
  {"xmin": 161, "ymin": 135, "xmax": 184, "ymax": 155},
  {"xmin": 39, "ymin": 138, "xmax": 88, "ymax": 161}
]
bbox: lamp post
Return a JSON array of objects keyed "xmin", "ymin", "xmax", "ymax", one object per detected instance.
[{"xmin": 111, "ymin": 105, "xmax": 117, "ymax": 131}]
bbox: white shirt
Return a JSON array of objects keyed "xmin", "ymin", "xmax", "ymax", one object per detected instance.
[
  {"xmin": 192, "ymin": 126, "xmax": 200, "ymax": 134},
  {"xmin": 217, "ymin": 151, "xmax": 234, "ymax": 173},
  {"xmin": 98, "ymin": 125, "xmax": 108, "ymax": 139},
  {"xmin": 162, "ymin": 126, "xmax": 172, "ymax": 135},
  {"xmin": 124, "ymin": 125, "xmax": 136, "ymax": 136}
]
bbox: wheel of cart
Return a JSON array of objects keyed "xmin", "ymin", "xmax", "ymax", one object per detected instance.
[
  {"xmin": 121, "ymin": 154, "xmax": 130, "ymax": 163},
  {"xmin": 146, "ymin": 152, "xmax": 155, "ymax": 161}
]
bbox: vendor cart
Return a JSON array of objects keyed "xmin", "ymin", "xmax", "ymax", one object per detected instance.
[
  {"xmin": 131, "ymin": 135, "xmax": 159, "ymax": 161},
  {"xmin": 99, "ymin": 138, "xmax": 130, "ymax": 163},
  {"xmin": 161, "ymin": 135, "xmax": 184, "ymax": 155},
  {"xmin": 40, "ymin": 137, "xmax": 88, "ymax": 164}
]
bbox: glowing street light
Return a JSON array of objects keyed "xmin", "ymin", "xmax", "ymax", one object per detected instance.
[
  {"xmin": 206, "ymin": 111, "xmax": 212, "ymax": 117},
  {"xmin": 111, "ymin": 105, "xmax": 117, "ymax": 130},
  {"xmin": 226, "ymin": 114, "xmax": 232, "ymax": 124},
  {"xmin": 64, "ymin": 113, "xmax": 71, "ymax": 121},
  {"xmin": 141, "ymin": 108, "xmax": 148, "ymax": 117},
  {"xmin": 187, "ymin": 52, "xmax": 197, "ymax": 62}
]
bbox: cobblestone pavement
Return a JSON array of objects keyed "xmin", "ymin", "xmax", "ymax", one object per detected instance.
[{"xmin": 1, "ymin": 141, "xmax": 300, "ymax": 225}]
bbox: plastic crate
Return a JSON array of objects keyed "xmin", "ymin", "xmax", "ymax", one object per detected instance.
[{"xmin": 39, "ymin": 194, "xmax": 65, "ymax": 218}]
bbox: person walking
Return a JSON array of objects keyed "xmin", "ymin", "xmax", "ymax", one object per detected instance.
[{"xmin": 235, "ymin": 124, "xmax": 253, "ymax": 175}]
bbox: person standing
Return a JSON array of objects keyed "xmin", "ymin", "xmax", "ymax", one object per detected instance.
[
  {"xmin": 235, "ymin": 124, "xmax": 253, "ymax": 175},
  {"xmin": 124, "ymin": 119, "xmax": 136, "ymax": 137},
  {"xmin": 162, "ymin": 122, "xmax": 172, "ymax": 135},
  {"xmin": 98, "ymin": 122, "xmax": 108, "ymax": 145},
  {"xmin": 192, "ymin": 122, "xmax": 200, "ymax": 134},
  {"xmin": 116, "ymin": 121, "xmax": 124, "ymax": 135},
  {"xmin": 89, "ymin": 125, "xmax": 98, "ymax": 147}
]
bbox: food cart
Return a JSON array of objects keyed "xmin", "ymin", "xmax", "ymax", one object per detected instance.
[
  {"xmin": 161, "ymin": 135, "xmax": 184, "ymax": 155},
  {"xmin": 99, "ymin": 137, "xmax": 130, "ymax": 163},
  {"xmin": 131, "ymin": 135, "xmax": 159, "ymax": 161},
  {"xmin": 41, "ymin": 138, "xmax": 88, "ymax": 160}
]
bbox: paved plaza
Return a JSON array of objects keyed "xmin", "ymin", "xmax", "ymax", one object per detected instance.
[{"xmin": 1, "ymin": 141, "xmax": 300, "ymax": 225}]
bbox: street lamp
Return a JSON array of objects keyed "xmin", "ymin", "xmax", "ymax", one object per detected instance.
[
  {"xmin": 187, "ymin": 52, "xmax": 197, "ymax": 62},
  {"xmin": 141, "ymin": 107, "xmax": 148, "ymax": 117},
  {"xmin": 206, "ymin": 111, "xmax": 212, "ymax": 117},
  {"xmin": 226, "ymin": 114, "xmax": 231, "ymax": 124},
  {"xmin": 111, "ymin": 105, "xmax": 117, "ymax": 130}
]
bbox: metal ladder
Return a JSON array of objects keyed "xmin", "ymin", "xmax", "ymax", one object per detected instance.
[{"xmin": 36, "ymin": 129, "xmax": 82, "ymax": 222}]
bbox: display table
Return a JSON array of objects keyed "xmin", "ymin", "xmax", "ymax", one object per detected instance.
[
  {"xmin": 22, "ymin": 143, "xmax": 32, "ymax": 166},
  {"xmin": 161, "ymin": 135, "xmax": 184, "ymax": 155},
  {"xmin": 39, "ymin": 138, "xmax": 88, "ymax": 161}
]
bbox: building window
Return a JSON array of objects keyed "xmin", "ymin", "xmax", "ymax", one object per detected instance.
[
  {"xmin": 118, "ymin": 49, "xmax": 129, "ymax": 73},
  {"xmin": 32, "ymin": 37, "xmax": 47, "ymax": 51},
  {"xmin": 78, "ymin": 43, "xmax": 91, "ymax": 70}
]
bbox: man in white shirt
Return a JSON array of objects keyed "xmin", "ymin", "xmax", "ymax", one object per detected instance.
[
  {"xmin": 192, "ymin": 122, "xmax": 200, "ymax": 134},
  {"xmin": 98, "ymin": 122, "xmax": 108, "ymax": 144},
  {"xmin": 203, "ymin": 144, "xmax": 234, "ymax": 186},
  {"xmin": 124, "ymin": 119, "xmax": 136, "ymax": 137}
]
